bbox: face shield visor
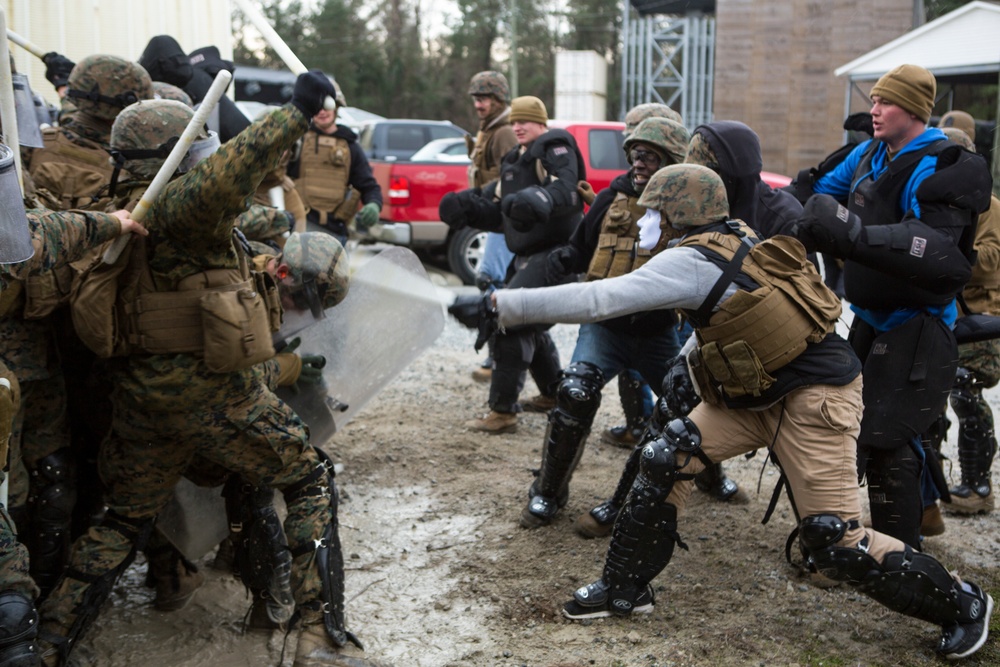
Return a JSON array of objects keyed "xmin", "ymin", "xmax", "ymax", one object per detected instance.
[{"xmin": 0, "ymin": 144, "xmax": 33, "ymax": 264}]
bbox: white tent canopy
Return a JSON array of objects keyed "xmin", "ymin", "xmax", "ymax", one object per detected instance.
[{"xmin": 836, "ymin": 1, "xmax": 1000, "ymax": 81}]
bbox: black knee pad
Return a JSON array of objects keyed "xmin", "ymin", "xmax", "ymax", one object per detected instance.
[
  {"xmin": 555, "ymin": 361, "xmax": 605, "ymax": 422},
  {"xmin": 798, "ymin": 514, "xmax": 879, "ymax": 585},
  {"xmin": 0, "ymin": 591, "xmax": 38, "ymax": 666}
]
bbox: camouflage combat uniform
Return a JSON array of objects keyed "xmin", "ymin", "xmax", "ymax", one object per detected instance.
[
  {"xmin": 38, "ymin": 104, "xmax": 348, "ymax": 660},
  {"xmin": 0, "ymin": 360, "xmax": 36, "ymax": 602}
]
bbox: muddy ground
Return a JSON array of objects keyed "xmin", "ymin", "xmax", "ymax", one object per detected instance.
[{"xmin": 71, "ymin": 258, "xmax": 1000, "ymax": 667}]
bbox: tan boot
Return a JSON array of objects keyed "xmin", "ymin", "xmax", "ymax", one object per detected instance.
[
  {"xmin": 293, "ymin": 623, "xmax": 390, "ymax": 667},
  {"xmin": 520, "ymin": 394, "xmax": 556, "ymax": 413},
  {"xmin": 920, "ymin": 502, "xmax": 946, "ymax": 537},
  {"xmin": 471, "ymin": 366, "xmax": 492, "ymax": 383},
  {"xmin": 464, "ymin": 410, "xmax": 517, "ymax": 434},
  {"xmin": 942, "ymin": 487, "xmax": 995, "ymax": 515}
]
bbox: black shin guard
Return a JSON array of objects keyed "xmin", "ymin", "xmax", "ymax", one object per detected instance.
[
  {"xmin": 284, "ymin": 449, "xmax": 361, "ymax": 650},
  {"xmin": 950, "ymin": 371, "xmax": 997, "ymax": 497},
  {"xmin": 0, "ymin": 591, "xmax": 39, "ymax": 667},
  {"xmin": 525, "ymin": 362, "xmax": 604, "ymax": 523},
  {"xmin": 617, "ymin": 372, "xmax": 648, "ymax": 435},
  {"xmin": 223, "ymin": 476, "xmax": 294, "ymax": 625},
  {"xmin": 28, "ymin": 448, "xmax": 76, "ymax": 597}
]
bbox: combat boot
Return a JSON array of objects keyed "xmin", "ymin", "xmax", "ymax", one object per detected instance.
[
  {"xmin": 293, "ymin": 623, "xmax": 389, "ymax": 667},
  {"xmin": 600, "ymin": 424, "xmax": 644, "ymax": 448},
  {"xmin": 574, "ymin": 500, "xmax": 618, "ymax": 539},
  {"xmin": 520, "ymin": 394, "xmax": 556, "ymax": 413},
  {"xmin": 920, "ymin": 502, "xmax": 946, "ymax": 537},
  {"xmin": 943, "ymin": 485, "xmax": 995, "ymax": 514},
  {"xmin": 150, "ymin": 555, "xmax": 205, "ymax": 612},
  {"xmin": 464, "ymin": 410, "xmax": 517, "ymax": 434},
  {"xmin": 693, "ymin": 462, "xmax": 747, "ymax": 503}
]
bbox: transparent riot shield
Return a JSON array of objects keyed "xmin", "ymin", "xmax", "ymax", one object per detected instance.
[{"xmin": 276, "ymin": 246, "xmax": 448, "ymax": 446}]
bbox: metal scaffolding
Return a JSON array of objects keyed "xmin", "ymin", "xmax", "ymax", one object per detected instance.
[{"xmin": 620, "ymin": 3, "xmax": 715, "ymax": 127}]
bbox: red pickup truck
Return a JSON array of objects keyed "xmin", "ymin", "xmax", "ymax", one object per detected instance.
[
  {"xmin": 367, "ymin": 120, "xmax": 630, "ymax": 285},
  {"xmin": 366, "ymin": 120, "xmax": 792, "ymax": 284}
]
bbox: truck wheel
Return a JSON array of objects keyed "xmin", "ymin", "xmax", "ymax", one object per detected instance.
[{"xmin": 447, "ymin": 227, "xmax": 488, "ymax": 286}]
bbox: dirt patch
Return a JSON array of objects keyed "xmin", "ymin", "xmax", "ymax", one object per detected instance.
[{"xmin": 73, "ymin": 310, "xmax": 1000, "ymax": 667}]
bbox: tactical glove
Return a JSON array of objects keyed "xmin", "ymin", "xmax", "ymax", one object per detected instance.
[
  {"xmin": 42, "ymin": 52, "xmax": 75, "ymax": 89},
  {"xmin": 577, "ymin": 180, "xmax": 596, "ymax": 206},
  {"xmin": 448, "ymin": 294, "xmax": 497, "ymax": 352},
  {"xmin": 791, "ymin": 194, "xmax": 861, "ymax": 258},
  {"xmin": 355, "ymin": 202, "xmax": 380, "ymax": 230},
  {"xmin": 546, "ymin": 244, "xmax": 582, "ymax": 284},
  {"xmin": 298, "ymin": 354, "xmax": 326, "ymax": 384},
  {"xmin": 662, "ymin": 354, "xmax": 700, "ymax": 417},
  {"xmin": 439, "ymin": 190, "xmax": 475, "ymax": 229},
  {"xmin": 502, "ymin": 185, "xmax": 553, "ymax": 231},
  {"xmin": 291, "ymin": 70, "xmax": 336, "ymax": 119}
]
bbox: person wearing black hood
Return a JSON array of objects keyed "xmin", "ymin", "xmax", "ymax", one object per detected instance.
[{"xmin": 685, "ymin": 120, "xmax": 804, "ymax": 240}]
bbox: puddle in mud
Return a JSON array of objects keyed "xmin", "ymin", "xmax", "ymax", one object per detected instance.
[{"xmin": 74, "ymin": 483, "xmax": 495, "ymax": 666}]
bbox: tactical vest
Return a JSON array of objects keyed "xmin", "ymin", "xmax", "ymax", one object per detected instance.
[
  {"xmin": 679, "ymin": 222, "xmax": 842, "ymax": 402},
  {"xmin": 844, "ymin": 139, "xmax": 965, "ymax": 309},
  {"xmin": 498, "ymin": 130, "xmax": 584, "ymax": 256},
  {"xmin": 295, "ymin": 130, "xmax": 357, "ymax": 222},
  {"xmin": 585, "ymin": 191, "xmax": 678, "ymax": 280},
  {"xmin": 70, "ymin": 233, "xmax": 281, "ymax": 372},
  {"xmin": 470, "ymin": 121, "xmax": 512, "ymax": 188},
  {"xmin": 28, "ymin": 128, "xmax": 115, "ymax": 210}
]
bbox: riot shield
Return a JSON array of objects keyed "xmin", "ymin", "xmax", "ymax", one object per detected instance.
[
  {"xmin": 157, "ymin": 477, "xmax": 229, "ymax": 561},
  {"xmin": 276, "ymin": 246, "xmax": 448, "ymax": 446},
  {"xmin": 11, "ymin": 74, "xmax": 42, "ymax": 148}
]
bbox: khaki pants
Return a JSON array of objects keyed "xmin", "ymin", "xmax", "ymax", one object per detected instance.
[{"xmin": 668, "ymin": 376, "xmax": 905, "ymax": 564}]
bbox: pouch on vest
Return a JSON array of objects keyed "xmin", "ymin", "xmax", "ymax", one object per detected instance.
[
  {"xmin": 686, "ymin": 346, "xmax": 722, "ymax": 407},
  {"xmin": 70, "ymin": 239, "xmax": 136, "ymax": 359},
  {"xmin": 331, "ymin": 185, "xmax": 359, "ymax": 223},
  {"xmin": 200, "ymin": 284, "xmax": 276, "ymax": 373},
  {"xmin": 254, "ymin": 270, "xmax": 283, "ymax": 332},
  {"xmin": 699, "ymin": 339, "xmax": 776, "ymax": 399},
  {"xmin": 23, "ymin": 265, "xmax": 75, "ymax": 320}
]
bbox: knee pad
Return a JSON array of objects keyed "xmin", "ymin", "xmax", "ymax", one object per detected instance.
[
  {"xmin": 798, "ymin": 514, "xmax": 879, "ymax": 585},
  {"xmin": 640, "ymin": 417, "xmax": 706, "ymax": 485},
  {"xmin": 555, "ymin": 362, "xmax": 604, "ymax": 422},
  {"xmin": 0, "ymin": 591, "xmax": 38, "ymax": 666}
]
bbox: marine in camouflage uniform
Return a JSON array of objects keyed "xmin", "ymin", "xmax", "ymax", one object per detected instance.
[
  {"xmin": 1, "ymin": 206, "xmax": 148, "ymax": 597},
  {"xmin": 513, "ymin": 117, "xmax": 689, "ymax": 530},
  {"xmin": 37, "ymin": 75, "xmax": 384, "ymax": 667},
  {"xmin": 934, "ymin": 127, "xmax": 1000, "ymax": 515},
  {"xmin": 466, "ymin": 71, "xmax": 518, "ymax": 384},
  {"xmin": 494, "ymin": 164, "xmax": 994, "ymax": 661}
]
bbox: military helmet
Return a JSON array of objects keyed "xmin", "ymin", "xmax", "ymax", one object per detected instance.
[
  {"xmin": 624, "ymin": 117, "xmax": 691, "ymax": 167},
  {"xmin": 624, "ymin": 103, "xmax": 683, "ymax": 137},
  {"xmin": 152, "ymin": 81, "xmax": 193, "ymax": 107},
  {"xmin": 637, "ymin": 164, "xmax": 729, "ymax": 228},
  {"xmin": 684, "ymin": 131, "xmax": 720, "ymax": 172},
  {"xmin": 941, "ymin": 127, "xmax": 975, "ymax": 152},
  {"xmin": 280, "ymin": 232, "xmax": 350, "ymax": 317},
  {"xmin": 468, "ymin": 71, "xmax": 510, "ymax": 104},
  {"xmin": 66, "ymin": 54, "xmax": 154, "ymax": 121},
  {"xmin": 110, "ymin": 99, "xmax": 208, "ymax": 180}
]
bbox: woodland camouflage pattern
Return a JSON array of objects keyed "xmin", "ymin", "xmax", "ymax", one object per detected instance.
[
  {"xmin": 151, "ymin": 81, "xmax": 193, "ymax": 107},
  {"xmin": 684, "ymin": 131, "xmax": 721, "ymax": 172},
  {"xmin": 468, "ymin": 71, "xmax": 510, "ymax": 103},
  {"xmin": 624, "ymin": 116, "xmax": 691, "ymax": 166},
  {"xmin": 624, "ymin": 102, "xmax": 683, "ymax": 136},
  {"xmin": 66, "ymin": 55, "xmax": 154, "ymax": 121},
  {"xmin": 281, "ymin": 231, "xmax": 350, "ymax": 310},
  {"xmin": 0, "ymin": 360, "xmax": 37, "ymax": 601},
  {"xmin": 110, "ymin": 99, "xmax": 200, "ymax": 179},
  {"xmin": 636, "ymin": 163, "xmax": 730, "ymax": 227}
]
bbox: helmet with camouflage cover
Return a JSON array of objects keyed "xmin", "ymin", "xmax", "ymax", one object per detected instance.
[
  {"xmin": 624, "ymin": 103, "xmax": 683, "ymax": 138},
  {"xmin": 279, "ymin": 232, "xmax": 350, "ymax": 318},
  {"xmin": 327, "ymin": 75, "xmax": 347, "ymax": 108},
  {"xmin": 152, "ymin": 81, "xmax": 193, "ymax": 107},
  {"xmin": 623, "ymin": 117, "xmax": 690, "ymax": 167},
  {"xmin": 637, "ymin": 164, "xmax": 729, "ymax": 228},
  {"xmin": 66, "ymin": 54, "xmax": 154, "ymax": 121},
  {"xmin": 468, "ymin": 71, "xmax": 510, "ymax": 104},
  {"xmin": 110, "ymin": 99, "xmax": 216, "ymax": 180},
  {"xmin": 684, "ymin": 131, "xmax": 720, "ymax": 172}
]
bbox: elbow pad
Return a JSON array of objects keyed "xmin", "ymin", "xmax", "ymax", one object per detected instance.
[{"xmin": 853, "ymin": 216, "xmax": 972, "ymax": 294}]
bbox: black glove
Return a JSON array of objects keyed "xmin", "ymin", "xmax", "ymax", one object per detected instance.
[
  {"xmin": 291, "ymin": 70, "xmax": 336, "ymax": 119},
  {"xmin": 439, "ymin": 191, "xmax": 470, "ymax": 229},
  {"xmin": 502, "ymin": 185, "xmax": 553, "ymax": 231},
  {"xmin": 546, "ymin": 244, "xmax": 581, "ymax": 284},
  {"xmin": 661, "ymin": 355, "xmax": 700, "ymax": 417},
  {"xmin": 42, "ymin": 52, "xmax": 75, "ymax": 88},
  {"xmin": 790, "ymin": 194, "xmax": 861, "ymax": 258},
  {"xmin": 448, "ymin": 294, "xmax": 497, "ymax": 352}
]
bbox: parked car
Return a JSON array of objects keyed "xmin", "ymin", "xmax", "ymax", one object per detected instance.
[
  {"xmin": 409, "ymin": 137, "xmax": 471, "ymax": 163},
  {"xmin": 367, "ymin": 120, "xmax": 630, "ymax": 285},
  {"xmin": 358, "ymin": 119, "xmax": 469, "ymax": 162}
]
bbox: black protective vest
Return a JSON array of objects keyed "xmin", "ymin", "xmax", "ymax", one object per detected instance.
[
  {"xmin": 499, "ymin": 129, "xmax": 584, "ymax": 256},
  {"xmin": 844, "ymin": 139, "xmax": 962, "ymax": 309}
]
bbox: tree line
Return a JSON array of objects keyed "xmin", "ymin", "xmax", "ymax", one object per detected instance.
[{"xmin": 232, "ymin": 0, "xmax": 977, "ymax": 133}]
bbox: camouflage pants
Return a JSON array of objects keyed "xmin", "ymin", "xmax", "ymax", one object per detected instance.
[
  {"xmin": 0, "ymin": 471, "xmax": 39, "ymax": 600},
  {"xmin": 958, "ymin": 338, "xmax": 1000, "ymax": 387},
  {"xmin": 8, "ymin": 374, "xmax": 70, "ymax": 508},
  {"xmin": 39, "ymin": 388, "xmax": 335, "ymax": 635}
]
